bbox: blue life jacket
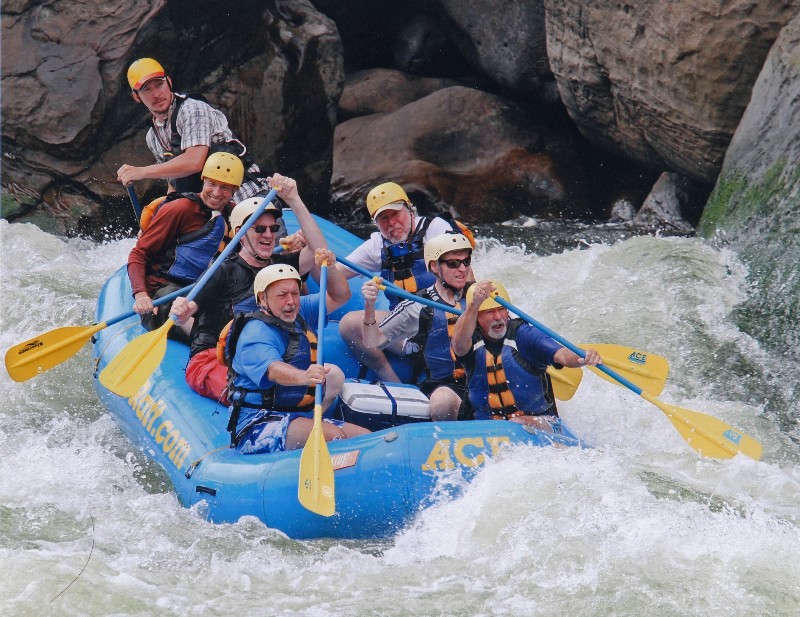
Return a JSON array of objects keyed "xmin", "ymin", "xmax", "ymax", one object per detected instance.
[
  {"xmin": 379, "ymin": 216, "xmax": 459, "ymax": 308},
  {"xmin": 155, "ymin": 193, "xmax": 226, "ymax": 284},
  {"xmin": 466, "ymin": 320, "xmax": 557, "ymax": 419},
  {"xmin": 406, "ymin": 286, "xmax": 466, "ymax": 384},
  {"xmin": 225, "ymin": 311, "xmax": 317, "ymax": 444}
]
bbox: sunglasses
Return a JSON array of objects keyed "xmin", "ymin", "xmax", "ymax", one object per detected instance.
[
  {"xmin": 440, "ymin": 257, "xmax": 471, "ymax": 269},
  {"xmin": 251, "ymin": 224, "xmax": 281, "ymax": 234},
  {"xmin": 137, "ymin": 77, "xmax": 168, "ymax": 94}
]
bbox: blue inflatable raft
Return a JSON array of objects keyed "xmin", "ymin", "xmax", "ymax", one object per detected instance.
[{"xmin": 92, "ymin": 213, "xmax": 585, "ymax": 540}]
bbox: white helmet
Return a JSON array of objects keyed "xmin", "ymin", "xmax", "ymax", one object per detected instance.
[
  {"xmin": 230, "ymin": 196, "xmax": 283, "ymax": 231},
  {"xmin": 424, "ymin": 233, "xmax": 473, "ymax": 271},
  {"xmin": 253, "ymin": 263, "xmax": 301, "ymax": 298}
]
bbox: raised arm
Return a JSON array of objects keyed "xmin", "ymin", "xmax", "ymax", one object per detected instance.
[
  {"xmin": 268, "ymin": 173, "xmax": 326, "ymax": 277},
  {"xmin": 361, "ymin": 279, "xmax": 389, "ymax": 349},
  {"xmin": 316, "ymin": 248, "xmax": 351, "ymax": 313},
  {"xmin": 451, "ymin": 280, "xmax": 494, "ymax": 357}
]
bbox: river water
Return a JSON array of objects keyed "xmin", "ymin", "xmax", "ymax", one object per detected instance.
[{"xmin": 1, "ymin": 217, "xmax": 798, "ymax": 616}]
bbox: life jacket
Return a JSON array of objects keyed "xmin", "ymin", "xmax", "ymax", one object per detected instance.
[
  {"xmin": 466, "ymin": 320, "xmax": 558, "ymax": 420},
  {"xmin": 224, "ymin": 311, "xmax": 318, "ymax": 445},
  {"xmin": 139, "ymin": 196, "xmax": 168, "ymax": 231},
  {"xmin": 379, "ymin": 214, "xmax": 467, "ymax": 308},
  {"xmin": 152, "ymin": 192, "xmax": 227, "ymax": 284},
  {"xmin": 405, "ymin": 287, "xmax": 467, "ymax": 384},
  {"xmin": 165, "ymin": 93, "xmax": 261, "ymax": 194}
]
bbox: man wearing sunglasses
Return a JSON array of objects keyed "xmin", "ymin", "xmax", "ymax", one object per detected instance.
[
  {"xmin": 169, "ymin": 174, "xmax": 325, "ymax": 405},
  {"xmin": 355, "ymin": 233, "xmax": 475, "ymax": 421},
  {"xmin": 116, "ymin": 57, "xmax": 270, "ymax": 203}
]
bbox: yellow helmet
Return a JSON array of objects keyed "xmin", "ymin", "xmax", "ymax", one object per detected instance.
[
  {"xmin": 201, "ymin": 152, "xmax": 244, "ymax": 187},
  {"xmin": 366, "ymin": 182, "xmax": 411, "ymax": 219},
  {"xmin": 127, "ymin": 58, "xmax": 166, "ymax": 90},
  {"xmin": 466, "ymin": 281, "xmax": 511, "ymax": 312},
  {"xmin": 253, "ymin": 264, "xmax": 301, "ymax": 298},
  {"xmin": 424, "ymin": 233, "xmax": 473, "ymax": 270},
  {"xmin": 229, "ymin": 196, "xmax": 282, "ymax": 231}
]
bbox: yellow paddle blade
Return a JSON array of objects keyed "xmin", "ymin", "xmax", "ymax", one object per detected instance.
[
  {"xmin": 584, "ymin": 343, "xmax": 670, "ymax": 396},
  {"xmin": 641, "ymin": 392, "xmax": 762, "ymax": 460},
  {"xmin": 5, "ymin": 323, "xmax": 107, "ymax": 382},
  {"xmin": 298, "ymin": 406, "xmax": 335, "ymax": 517},
  {"xmin": 547, "ymin": 366, "xmax": 583, "ymax": 401},
  {"xmin": 98, "ymin": 321, "xmax": 173, "ymax": 398}
]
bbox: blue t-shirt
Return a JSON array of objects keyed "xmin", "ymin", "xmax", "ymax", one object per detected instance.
[{"xmin": 231, "ymin": 294, "xmax": 321, "ymax": 394}]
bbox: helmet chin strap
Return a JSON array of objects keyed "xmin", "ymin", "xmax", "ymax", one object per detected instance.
[
  {"xmin": 243, "ymin": 236, "xmax": 272, "ymax": 263},
  {"xmin": 258, "ymin": 300, "xmax": 275, "ymax": 317},
  {"xmin": 441, "ymin": 279, "xmax": 464, "ymax": 298},
  {"xmin": 433, "ymin": 266, "xmax": 464, "ymax": 300}
]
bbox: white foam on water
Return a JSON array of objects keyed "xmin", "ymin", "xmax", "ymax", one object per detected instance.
[{"xmin": 2, "ymin": 222, "xmax": 798, "ymax": 616}]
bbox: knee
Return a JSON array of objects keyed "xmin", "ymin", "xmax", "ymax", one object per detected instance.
[
  {"xmin": 325, "ymin": 364, "xmax": 345, "ymax": 396},
  {"xmin": 338, "ymin": 311, "xmax": 365, "ymax": 346},
  {"xmin": 428, "ymin": 388, "xmax": 460, "ymax": 421}
]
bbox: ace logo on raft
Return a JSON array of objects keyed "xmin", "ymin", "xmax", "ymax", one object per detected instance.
[{"xmin": 422, "ymin": 436, "xmax": 512, "ymax": 471}]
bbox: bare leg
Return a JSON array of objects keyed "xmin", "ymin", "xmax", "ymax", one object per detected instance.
[
  {"xmin": 339, "ymin": 309, "xmax": 400, "ymax": 382},
  {"xmin": 285, "ymin": 417, "xmax": 314, "ymax": 449},
  {"xmin": 428, "ymin": 386, "xmax": 462, "ymax": 421}
]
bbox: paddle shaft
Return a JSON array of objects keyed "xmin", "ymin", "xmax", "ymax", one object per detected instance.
[
  {"xmin": 489, "ymin": 294, "xmax": 761, "ymax": 459},
  {"xmin": 127, "ymin": 185, "xmax": 142, "ymax": 219},
  {"xmin": 491, "ymin": 295, "xmax": 642, "ymax": 394},
  {"xmin": 107, "ymin": 283, "xmax": 194, "ymax": 329},
  {"xmin": 316, "ymin": 262, "xmax": 328, "ymax": 401},
  {"xmin": 297, "ymin": 260, "xmax": 336, "ymax": 516},
  {"xmin": 336, "ymin": 254, "xmax": 673, "ymax": 398},
  {"xmin": 180, "ymin": 189, "xmax": 279, "ymax": 309},
  {"xmin": 337, "ymin": 255, "xmax": 463, "ymax": 316}
]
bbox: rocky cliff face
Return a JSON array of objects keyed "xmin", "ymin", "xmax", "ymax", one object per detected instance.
[
  {"xmin": 545, "ymin": 0, "xmax": 800, "ymax": 184},
  {"xmin": 1, "ymin": 0, "xmax": 343, "ymax": 234},
  {"xmin": 2, "ymin": 0, "xmax": 799, "ymax": 236},
  {"xmin": 699, "ymin": 11, "xmax": 800, "ymax": 363}
]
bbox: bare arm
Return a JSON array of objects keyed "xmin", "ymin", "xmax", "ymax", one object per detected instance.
[
  {"xmin": 451, "ymin": 280, "xmax": 494, "ymax": 357},
  {"xmin": 316, "ymin": 249, "xmax": 351, "ymax": 313},
  {"xmin": 268, "ymin": 361, "xmax": 330, "ymax": 386},
  {"xmin": 117, "ymin": 145, "xmax": 209, "ymax": 185},
  {"xmin": 268, "ymin": 174, "xmax": 326, "ymax": 277},
  {"xmin": 361, "ymin": 279, "xmax": 389, "ymax": 348},
  {"xmin": 553, "ymin": 346, "xmax": 602, "ymax": 368}
]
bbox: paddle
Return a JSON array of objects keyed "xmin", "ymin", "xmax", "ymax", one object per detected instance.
[
  {"xmin": 99, "ymin": 188, "xmax": 280, "ymax": 398},
  {"xmin": 298, "ymin": 260, "xmax": 336, "ymax": 517},
  {"xmin": 5, "ymin": 284, "xmax": 194, "ymax": 382},
  {"xmin": 490, "ymin": 293, "xmax": 763, "ymax": 460},
  {"xmin": 127, "ymin": 185, "xmax": 143, "ymax": 219},
  {"xmin": 335, "ymin": 255, "xmax": 668, "ymax": 401}
]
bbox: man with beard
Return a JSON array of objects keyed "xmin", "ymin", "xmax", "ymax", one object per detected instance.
[
  {"xmin": 338, "ymin": 182, "xmax": 473, "ymax": 375},
  {"xmin": 451, "ymin": 280, "xmax": 601, "ymax": 429}
]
